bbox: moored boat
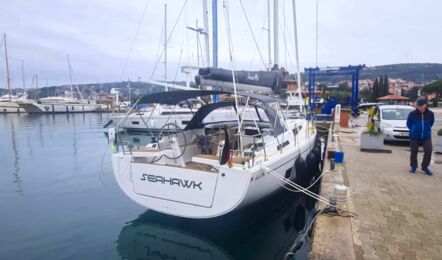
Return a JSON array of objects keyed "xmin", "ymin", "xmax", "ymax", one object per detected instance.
[
  {"xmin": 109, "ymin": 89, "xmax": 318, "ymax": 219},
  {"xmin": 19, "ymin": 96, "xmax": 107, "ymax": 113}
]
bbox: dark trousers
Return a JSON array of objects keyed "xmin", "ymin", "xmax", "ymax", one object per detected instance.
[{"xmin": 410, "ymin": 138, "xmax": 432, "ymax": 169}]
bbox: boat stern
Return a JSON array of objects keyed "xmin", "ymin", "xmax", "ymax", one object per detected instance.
[{"xmin": 112, "ymin": 153, "xmax": 252, "ymax": 218}]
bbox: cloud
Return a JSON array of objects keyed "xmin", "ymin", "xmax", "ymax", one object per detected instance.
[{"xmin": 0, "ymin": 0, "xmax": 440, "ymax": 88}]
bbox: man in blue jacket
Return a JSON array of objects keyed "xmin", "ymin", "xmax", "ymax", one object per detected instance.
[{"xmin": 406, "ymin": 97, "xmax": 435, "ymax": 175}]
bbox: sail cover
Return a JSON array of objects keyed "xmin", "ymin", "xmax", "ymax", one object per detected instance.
[{"xmin": 196, "ymin": 67, "xmax": 283, "ymax": 94}]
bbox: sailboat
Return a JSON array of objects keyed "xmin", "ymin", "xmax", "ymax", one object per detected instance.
[
  {"xmin": 0, "ymin": 34, "xmax": 26, "ymax": 113},
  {"xmin": 109, "ymin": 0, "xmax": 319, "ymax": 219}
]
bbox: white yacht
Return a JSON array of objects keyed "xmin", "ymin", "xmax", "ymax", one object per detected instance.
[
  {"xmin": 19, "ymin": 95, "xmax": 107, "ymax": 113},
  {"xmin": 109, "ymin": 0, "xmax": 319, "ymax": 219},
  {"xmin": 109, "ymin": 89, "xmax": 320, "ymax": 219},
  {"xmin": 0, "ymin": 94, "xmax": 27, "ymax": 113}
]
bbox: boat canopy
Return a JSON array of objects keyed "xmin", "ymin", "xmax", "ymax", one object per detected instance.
[
  {"xmin": 184, "ymin": 102, "xmax": 236, "ymax": 130},
  {"xmin": 184, "ymin": 101, "xmax": 285, "ymax": 136},
  {"xmin": 137, "ymin": 90, "xmax": 287, "ymax": 105},
  {"xmin": 195, "ymin": 67, "xmax": 283, "ymax": 94}
]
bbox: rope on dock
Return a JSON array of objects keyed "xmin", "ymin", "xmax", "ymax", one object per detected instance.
[{"xmin": 261, "ymin": 165, "xmax": 332, "ymax": 206}]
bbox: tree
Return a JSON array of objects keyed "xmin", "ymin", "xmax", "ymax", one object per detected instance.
[
  {"xmin": 383, "ymin": 75, "xmax": 389, "ymax": 95},
  {"xmin": 402, "ymin": 86, "xmax": 420, "ymax": 100},
  {"xmin": 421, "ymin": 80, "xmax": 442, "ymax": 100},
  {"xmin": 371, "ymin": 78, "xmax": 379, "ymax": 101},
  {"xmin": 378, "ymin": 76, "xmax": 383, "ymax": 96}
]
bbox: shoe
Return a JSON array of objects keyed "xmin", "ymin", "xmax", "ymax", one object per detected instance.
[
  {"xmin": 422, "ymin": 168, "xmax": 433, "ymax": 176},
  {"xmin": 409, "ymin": 168, "xmax": 417, "ymax": 174}
]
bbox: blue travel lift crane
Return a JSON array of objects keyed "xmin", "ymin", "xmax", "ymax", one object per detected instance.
[{"xmin": 304, "ymin": 65, "xmax": 365, "ymax": 116}]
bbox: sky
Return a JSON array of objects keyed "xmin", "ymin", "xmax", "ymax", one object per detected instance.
[{"xmin": 0, "ymin": 0, "xmax": 441, "ymax": 88}]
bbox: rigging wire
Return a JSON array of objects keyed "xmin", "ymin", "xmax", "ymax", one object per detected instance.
[
  {"xmin": 184, "ymin": 3, "xmax": 192, "ymax": 69},
  {"xmin": 248, "ymin": 3, "xmax": 268, "ymax": 68},
  {"xmin": 279, "ymin": 19, "xmax": 294, "ymax": 71},
  {"xmin": 120, "ymin": 0, "xmax": 151, "ymax": 80},
  {"xmin": 152, "ymin": 23, "xmax": 165, "ymax": 79},
  {"xmin": 238, "ymin": 0, "xmax": 267, "ymax": 69},
  {"xmin": 197, "ymin": 31, "xmax": 205, "ymax": 67},
  {"xmin": 223, "ymin": 0, "xmax": 243, "ymax": 153},
  {"xmin": 173, "ymin": 15, "xmax": 186, "ymax": 81},
  {"xmin": 315, "ymin": 0, "xmax": 319, "ymax": 66},
  {"xmin": 174, "ymin": 49, "xmax": 184, "ymax": 82},
  {"xmin": 149, "ymin": 0, "xmax": 188, "ymax": 81}
]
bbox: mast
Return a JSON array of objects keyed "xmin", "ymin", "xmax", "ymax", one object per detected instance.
[
  {"xmin": 164, "ymin": 4, "xmax": 168, "ymax": 91},
  {"xmin": 3, "ymin": 34, "xmax": 12, "ymax": 101},
  {"xmin": 127, "ymin": 79, "xmax": 131, "ymax": 104},
  {"xmin": 273, "ymin": 0, "xmax": 279, "ymax": 67},
  {"xmin": 21, "ymin": 60, "xmax": 25, "ymax": 92},
  {"xmin": 292, "ymin": 0, "xmax": 302, "ymax": 94},
  {"xmin": 35, "ymin": 75, "xmax": 39, "ymax": 101},
  {"xmin": 67, "ymin": 54, "xmax": 74, "ymax": 97},
  {"xmin": 195, "ymin": 20, "xmax": 200, "ymax": 67},
  {"xmin": 267, "ymin": 0, "xmax": 272, "ymax": 70},
  {"xmin": 212, "ymin": 0, "xmax": 218, "ymax": 67},
  {"xmin": 202, "ymin": 0, "xmax": 211, "ymax": 67}
]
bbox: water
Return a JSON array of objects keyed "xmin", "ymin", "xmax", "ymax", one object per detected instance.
[{"xmin": 0, "ymin": 113, "xmax": 314, "ymax": 260}]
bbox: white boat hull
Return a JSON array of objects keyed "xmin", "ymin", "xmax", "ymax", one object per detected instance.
[
  {"xmin": 112, "ymin": 132, "xmax": 317, "ymax": 219},
  {"xmin": 0, "ymin": 102, "xmax": 25, "ymax": 113},
  {"xmin": 19, "ymin": 102, "xmax": 107, "ymax": 113}
]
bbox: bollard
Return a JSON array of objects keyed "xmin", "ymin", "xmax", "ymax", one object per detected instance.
[{"xmin": 330, "ymin": 158, "xmax": 335, "ymax": 171}]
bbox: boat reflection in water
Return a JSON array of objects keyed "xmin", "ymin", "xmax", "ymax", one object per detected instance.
[{"xmin": 117, "ymin": 185, "xmax": 317, "ymax": 260}]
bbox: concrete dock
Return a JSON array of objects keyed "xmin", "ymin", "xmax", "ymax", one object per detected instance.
[{"xmin": 310, "ymin": 108, "xmax": 442, "ymax": 260}]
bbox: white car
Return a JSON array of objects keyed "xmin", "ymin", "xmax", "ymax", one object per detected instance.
[{"xmin": 378, "ymin": 105, "xmax": 415, "ymax": 141}]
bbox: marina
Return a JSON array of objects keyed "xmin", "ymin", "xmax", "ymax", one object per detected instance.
[{"xmin": 0, "ymin": 113, "xmax": 316, "ymax": 259}]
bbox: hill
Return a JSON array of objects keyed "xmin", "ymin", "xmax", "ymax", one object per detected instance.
[
  {"xmin": 360, "ymin": 63, "xmax": 442, "ymax": 83},
  {"xmin": 1, "ymin": 63, "xmax": 441, "ymax": 98}
]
